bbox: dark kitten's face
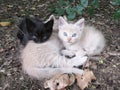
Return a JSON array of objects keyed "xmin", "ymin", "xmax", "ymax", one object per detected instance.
[{"xmin": 17, "ymin": 17, "xmax": 53, "ymax": 45}]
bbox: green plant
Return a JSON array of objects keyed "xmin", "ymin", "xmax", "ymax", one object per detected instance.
[
  {"xmin": 50, "ymin": 0, "xmax": 120, "ymax": 21},
  {"xmin": 50, "ymin": 0, "xmax": 99, "ymax": 20},
  {"xmin": 111, "ymin": 0, "xmax": 120, "ymax": 21}
]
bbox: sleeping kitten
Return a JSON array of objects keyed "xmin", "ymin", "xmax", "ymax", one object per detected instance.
[
  {"xmin": 58, "ymin": 17, "xmax": 105, "ymax": 60},
  {"xmin": 19, "ymin": 15, "xmax": 87, "ymax": 80}
]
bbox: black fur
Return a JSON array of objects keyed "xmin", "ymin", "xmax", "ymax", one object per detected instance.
[{"xmin": 17, "ymin": 17, "xmax": 54, "ymax": 45}]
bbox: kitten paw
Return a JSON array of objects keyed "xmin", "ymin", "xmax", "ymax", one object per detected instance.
[
  {"xmin": 61, "ymin": 50, "xmax": 75, "ymax": 58},
  {"xmin": 70, "ymin": 56, "xmax": 88, "ymax": 67}
]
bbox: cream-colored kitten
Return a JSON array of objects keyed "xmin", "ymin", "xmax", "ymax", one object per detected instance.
[
  {"xmin": 58, "ymin": 17, "xmax": 105, "ymax": 59},
  {"xmin": 21, "ymin": 15, "xmax": 87, "ymax": 80}
]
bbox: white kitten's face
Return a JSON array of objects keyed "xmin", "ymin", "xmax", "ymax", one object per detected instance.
[{"xmin": 58, "ymin": 17, "xmax": 85, "ymax": 45}]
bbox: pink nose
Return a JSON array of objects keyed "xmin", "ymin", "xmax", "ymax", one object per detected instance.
[{"xmin": 67, "ymin": 38, "xmax": 71, "ymax": 42}]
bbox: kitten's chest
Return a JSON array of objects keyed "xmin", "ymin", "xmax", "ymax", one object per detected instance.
[{"xmin": 65, "ymin": 44, "xmax": 80, "ymax": 51}]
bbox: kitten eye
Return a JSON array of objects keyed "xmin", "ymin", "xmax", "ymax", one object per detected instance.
[
  {"xmin": 63, "ymin": 32, "xmax": 67, "ymax": 36},
  {"xmin": 72, "ymin": 33, "xmax": 77, "ymax": 37}
]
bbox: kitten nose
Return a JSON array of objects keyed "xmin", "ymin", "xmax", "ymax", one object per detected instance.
[{"xmin": 67, "ymin": 38, "xmax": 71, "ymax": 42}]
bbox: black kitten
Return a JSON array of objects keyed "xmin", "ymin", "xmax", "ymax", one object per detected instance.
[{"xmin": 17, "ymin": 17, "xmax": 54, "ymax": 45}]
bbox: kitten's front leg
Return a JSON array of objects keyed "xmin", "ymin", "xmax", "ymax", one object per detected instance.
[
  {"xmin": 61, "ymin": 49, "xmax": 75, "ymax": 58},
  {"xmin": 67, "ymin": 50, "xmax": 88, "ymax": 67},
  {"xmin": 68, "ymin": 56, "xmax": 88, "ymax": 67},
  {"xmin": 76, "ymin": 48, "xmax": 87, "ymax": 57}
]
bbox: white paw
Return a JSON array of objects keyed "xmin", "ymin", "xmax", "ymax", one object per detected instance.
[
  {"xmin": 76, "ymin": 50, "xmax": 87, "ymax": 57},
  {"xmin": 61, "ymin": 50, "xmax": 75, "ymax": 58},
  {"xmin": 70, "ymin": 56, "xmax": 88, "ymax": 67}
]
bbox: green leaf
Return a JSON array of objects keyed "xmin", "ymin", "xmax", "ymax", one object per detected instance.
[
  {"xmin": 111, "ymin": 0, "xmax": 120, "ymax": 5},
  {"xmin": 80, "ymin": 0, "xmax": 88, "ymax": 8},
  {"xmin": 65, "ymin": 0, "xmax": 70, "ymax": 6},
  {"xmin": 65, "ymin": 6, "xmax": 76, "ymax": 20},
  {"xmin": 76, "ymin": 5, "xmax": 84, "ymax": 15},
  {"xmin": 55, "ymin": 8, "xmax": 65, "ymax": 16},
  {"xmin": 66, "ymin": 6, "xmax": 71, "ymax": 14},
  {"xmin": 67, "ymin": 12, "xmax": 76, "ymax": 20},
  {"xmin": 99, "ymin": 59, "xmax": 104, "ymax": 64},
  {"xmin": 50, "ymin": 4, "xmax": 56, "ymax": 12},
  {"xmin": 92, "ymin": 0, "xmax": 99, "ymax": 8},
  {"xmin": 66, "ymin": 6, "xmax": 76, "ymax": 14},
  {"xmin": 87, "ymin": 7, "xmax": 94, "ymax": 16},
  {"xmin": 58, "ymin": 0, "xmax": 65, "ymax": 6},
  {"xmin": 114, "ymin": 9, "xmax": 120, "ymax": 20}
]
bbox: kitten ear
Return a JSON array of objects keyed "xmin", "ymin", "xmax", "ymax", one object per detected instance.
[
  {"xmin": 17, "ymin": 18, "xmax": 26, "ymax": 31},
  {"xmin": 49, "ymin": 15, "xmax": 56, "ymax": 21},
  {"xmin": 44, "ymin": 15, "xmax": 55, "ymax": 23},
  {"xmin": 17, "ymin": 18, "xmax": 36, "ymax": 34},
  {"xmin": 25, "ymin": 18, "xmax": 36, "ymax": 33},
  {"xmin": 58, "ymin": 16, "xmax": 67, "ymax": 28},
  {"xmin": 45, "ymin": 19, "xmax": 54, "ymax": 29},
  {"xmin": 75, "ymin": 18, "xmax": 85, "ymax": 30}
]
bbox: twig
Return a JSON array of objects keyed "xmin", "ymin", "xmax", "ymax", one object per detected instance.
[
  {"xmin": 89, "ymin": 56, "xmax": 102, "ymax": 61},
  {"xmin": 107, "ymin": 52, "xmax": 120, "ymax": 56}
]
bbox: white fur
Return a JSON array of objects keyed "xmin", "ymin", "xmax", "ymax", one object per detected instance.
[
  {"xmin": 21, "ymin": 16, "xmax": 88, "ymax": 80},
  {"xmin": 58, "ymin": 17, "xmax": 105, "ymax": 58}
]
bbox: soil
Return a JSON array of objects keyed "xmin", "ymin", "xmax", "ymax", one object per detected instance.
[{"xmin": 0, "ymin": 0, "xmax": 120, "ymax": 90}]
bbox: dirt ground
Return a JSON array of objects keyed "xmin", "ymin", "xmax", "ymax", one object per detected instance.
[{"xmin": 0, "ymin": 0, "xmax": 120, "ymax": 90}]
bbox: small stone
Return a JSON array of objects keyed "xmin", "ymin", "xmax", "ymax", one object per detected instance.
[
  {"xmin": 20, "ymin": 76, "xmax": 24, "ymax": 80},
  {"xmin": 113, "ymin": 65, "xmax": 116, "ymax": 68},
  {"xmin": 0, "ymin": 48, "xmax": 4, "ymax": 52},
  {"xmin": 0, "ymin": 69, "xmax": 5, "ymax": 73}
]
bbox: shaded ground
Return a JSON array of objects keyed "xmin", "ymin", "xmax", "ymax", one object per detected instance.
[{"xmin": 0, "ymin": 0, "xmax": 120, "ymax": 90}]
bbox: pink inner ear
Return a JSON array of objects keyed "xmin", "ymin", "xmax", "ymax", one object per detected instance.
[
  {"xmin": 59, "ymin": 17, "xmax": 67, "ymax": 26},
  {"xmin": 50, "ymin": 16, "xmax": 54, "ymax": 20},
  {"xmin": 59, "ymin": 19, "xmax": 63, "ymax": 25},
  {"xmin": 50, "ymin": 15, "xmax": 55, "ymax": 20},
  {"xmin": 80, "ymin": 21, "xmax": 84, "ymax": 27},
  {"xmin": 59, "ymin": 19, "xmax": 64, "ymax": 26},
  {"xmin": 75, "ymin": 18, "xmax": 85, "ymax": 28}
]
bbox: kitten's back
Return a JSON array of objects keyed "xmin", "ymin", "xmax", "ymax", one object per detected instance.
[{"xmin": 81, "ymin": 25, "xmax": 105, "ymax": 55}]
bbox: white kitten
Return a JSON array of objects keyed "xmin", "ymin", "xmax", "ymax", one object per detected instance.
[
  {"xmin": 21, "ymin": 15, "xmax": 87, "ymax": 80},
  {"xmin": 58, "ymin": 17, "xmax": 105, "ymax": 59}
]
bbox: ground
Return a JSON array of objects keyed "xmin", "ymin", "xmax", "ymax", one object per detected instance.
[{"xmin": 0, "ymin": 0, "xmax": 120, "ymax": 90}]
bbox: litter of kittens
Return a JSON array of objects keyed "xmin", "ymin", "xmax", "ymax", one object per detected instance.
[{"xmin": 44, "ymin": 69, "xmax": 96, "ymax": 90}]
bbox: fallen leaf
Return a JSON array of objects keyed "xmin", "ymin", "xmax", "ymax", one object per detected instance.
[
  {"xmin": 44, "ymin": 70, "xmax": 96, "ymax": 90},
  {"xmin": 7, "ymin": 5, "xmax": 13, "ymax": 8},
  {"xmin": 90, "ymin": 62, "xmax": 97, "ymax": 70},
  {"xmin": 44, "ymin": 73, "xmax": 75, "ymax": 90},
  {"xmin": 99, "ymin": 59, "xmax": 104, "ymax": 64},
  {"xmin": 30, "ymin": 7, "xmax": 36, "ymax": 10},
  {"xmin": 0, "ymin": 22, "xmax": 11, "ymax": 26},
  {"xmin": 76, "ymin": 69, "xmax": 96, "ymax": 90}
]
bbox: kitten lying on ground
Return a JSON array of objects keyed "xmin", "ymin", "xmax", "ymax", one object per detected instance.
[
  {"xmin": 58, "ymin": 17, "xmax": 105, "ymax": 65},
  {"xmin": 17, "ymin": 16, "xmax": 87, "ymax": 80},
  {"xmin": 17, "ymin": 17, "xmax": 53, "ymax": 45}
]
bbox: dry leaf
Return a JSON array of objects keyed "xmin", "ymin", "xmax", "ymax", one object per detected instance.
[
  {"xmin": 76, "ymin": 69, "xmax": 96, "ymax": 90},
  {"xmin": 44, "ymin": 70, "xmax": 96, "ymax": 90},
  {"xmin": 44, "ymin": 73, "xmax": 75, "ymax": 90},
  {"xmin": 30, "ymin": 7, "xmax": 36, "ymax": 10},
  {"xmin": 0, "ymin": 22, "xmax": 11, "ymax": 26},
  {"xmin": 7, "ymin": 5, "xmax": 13, "ymax": 8}
]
